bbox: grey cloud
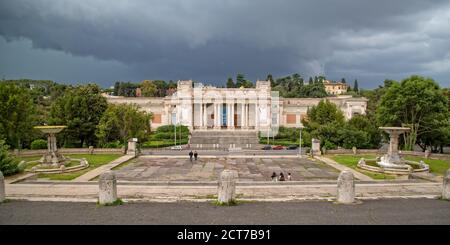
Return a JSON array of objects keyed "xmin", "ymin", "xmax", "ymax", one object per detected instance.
[{"xmin": 0, "ymin": 0, "xmax": 449, "ymax": 88}]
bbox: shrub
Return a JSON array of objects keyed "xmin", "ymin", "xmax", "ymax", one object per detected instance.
[
  {"xmin": 0, "ymin": 140, "xmax": 20, "ymax": 176},
  {"xmin": 30, "ymin": 139, "xmax": 47, "ymax": 149},
  {"xmin": 103, "ymin": 141, "xmax": 123, "ymax": 148}
]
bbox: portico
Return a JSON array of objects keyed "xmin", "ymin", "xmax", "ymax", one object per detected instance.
[{"xmin": 167, "ymin": 80, "xmax": 272, "ymax": 131}]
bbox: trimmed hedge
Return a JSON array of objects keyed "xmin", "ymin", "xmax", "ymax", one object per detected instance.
[{"xmin": 30, "ymin": 139, "xmax": 47, "ymax": 149}]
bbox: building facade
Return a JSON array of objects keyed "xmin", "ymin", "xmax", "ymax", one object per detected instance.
[
  {"xmin": 105, "ymin": 80, "xmax": 367, "ymax": 133},
  {"xmin": 323, "ymin": 80, "xmax": 349, "ymax": 95}
]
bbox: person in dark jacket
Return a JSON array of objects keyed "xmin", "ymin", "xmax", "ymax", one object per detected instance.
[
  {"xmin": 279, "ymin": 172, "xmax": 285, "ymax": 181},
  {"xmin": 194, "ymin": 151, "xmax": 198, "ymax": 161},
  {"xmin": 189, "ymin": 151, "xmax": 193, "ymax": 162}
]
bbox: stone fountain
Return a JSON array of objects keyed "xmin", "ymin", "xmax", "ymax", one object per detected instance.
[
  {"xmin": 34, "ymin": 126, "xmax": 68, "ymax": 167},
  {"xmin": 377, "ymin": 127, "xmax": 411, "ymax": 169},
  {"xmin": 357, "ymin": 126, "xmax": 429, "ymax": 175},
  {"xmin": 21, "ymin": 126, "xmax": 89, "ymax": 175}
]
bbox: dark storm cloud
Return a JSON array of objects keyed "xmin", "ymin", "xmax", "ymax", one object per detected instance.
[{"xmin": 0, "ymin": 0, "xmax": 449, "ymax": 87}]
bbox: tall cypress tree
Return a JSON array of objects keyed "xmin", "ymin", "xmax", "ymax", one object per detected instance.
[
  {"xmin": 353, "ymin": 79, "xmax": 359, "ymax": 93},
  {"xmin": 226, "ymin": 77, "xmax": 235, "ymax": 88}
]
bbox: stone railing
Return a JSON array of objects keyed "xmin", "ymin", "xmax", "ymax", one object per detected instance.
[{"xmin": 10, "ymin": 148, "xmax": 124, "ymax": 156}]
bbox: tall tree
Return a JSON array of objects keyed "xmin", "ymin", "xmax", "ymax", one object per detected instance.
[
  {"xmin": 266, "ymin": 74, "xmax": 273, "ymax": 83},
  {"xmin": 0, "ymin": 83, "xmax": 36, "ymax": 149},
  {"xmin": 353, "ymin": 79, "xmax": 359, "ymax": 93},
  {"xmin": 50, "ymin": 84, "xmax": 108, "ymax": 147},
  {"xmin": 96, "ymin": 103, "xmax": 152, "ymax": 146},
  {"xmin": 308, "ymin": 77, "xmax": 313, "ymax": 84},
  {"xmin": 376, "ymin": 75, "xmax": 449, "ymax": 151},
  {"xmin": 236, "ymin": 74, "xmax": 245, "ymax": 88},
  {"xmin": 226, "ymin": 77, "xmax": 235, "ymax": 88},
  {"xmin": 141, "ymin": 80, "xmax": 157, "ymax": 97},
  {"xmin": 341, "ymin": 78, "xmax": 346, "ymax": 84}
]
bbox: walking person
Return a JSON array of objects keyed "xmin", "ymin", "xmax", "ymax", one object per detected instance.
[
  {"xmin": 194, "ymin": 151, "xmax": 198, "ymax": 161},
  {"xmin": 189, "ymin": 150, "xmax": 193, "ymax": 162}
]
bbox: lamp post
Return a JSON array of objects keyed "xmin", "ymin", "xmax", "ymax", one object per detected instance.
[
  {"xmin": 299, "ymin": 125, "xmax": 304, "ymax": 158},
  {"xmin": 174, "ymin": 112, "xmax": 177, "ymax": 146}
]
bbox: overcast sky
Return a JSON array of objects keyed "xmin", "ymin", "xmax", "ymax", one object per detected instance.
[{"xmin": 1, "ymin": 0, "xmax": 449, "ymax": 88}]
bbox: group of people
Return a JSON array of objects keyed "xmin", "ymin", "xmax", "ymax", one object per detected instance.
[
  {"xmin": 188, "ymin": 150, "xmax": 198, "ymax": 162},
  {"xmin": 271, "ymin": 172, "xmax": 292, "ymax": 181}
]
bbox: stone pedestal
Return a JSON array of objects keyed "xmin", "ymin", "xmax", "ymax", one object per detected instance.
[
  {"xmin": 311, "ymin": 138, "xmax": 321, "ymax": 156},
  {"xmin": 98, "ymin": 171, "xmax": 117, "ymax": 205},
  {"xmin": 443, "ymin": 169, "xmax": 450, "ymax": 200},
  {"xmin": 127, "ymin": 138, "xmax": 138, "ymax": 156},
  {"xmin": 0, "ymin": 171, "xmax": 5, "ymax": 203},
  {"xmin": 424, "ymin": 150, "xmax": 430, "ymax": 159},
  {"xmin": 217, "ymin": 170, "xmax": 237, "ymax": 204},
  {"xmin": 337, "ymin": 171, "xmax": 355, "ymax": 204},
  {"xmin": 377, "ymin": 127, "xmax": 410, "ymax": 169}
]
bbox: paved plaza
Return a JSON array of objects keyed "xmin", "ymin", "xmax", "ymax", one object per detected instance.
[{"xmin": 114, "ymin": 156, "xmax": 340, "ymax": 181}]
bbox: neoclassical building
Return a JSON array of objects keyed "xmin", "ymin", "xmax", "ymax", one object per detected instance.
[{"xmin": 105, "ymin": 80, "xmax": 367, "ymax": 133}]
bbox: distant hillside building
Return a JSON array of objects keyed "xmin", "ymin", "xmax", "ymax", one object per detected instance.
[{"xmin": 323, "ymin": 80, "xmax": 348, "ymax": 95}]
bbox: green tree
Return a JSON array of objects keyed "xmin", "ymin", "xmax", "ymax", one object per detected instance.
[
  {"xmin": 376, "ymin": 75, "xmax": 449, "ymax": 150},
  {"xmin": 341, "ymin": 78, "xmax": 346, "ymax": 84},
  {"xmin": 50, "ymin": 84, "xmax": 108, "ymax": 147},
  {"xmin": 236, "ymin": 74, "xmax": 245, "ymax": 88},
  {"xmin": 226, "ymin": 77, "xmax": 235, "ymax": 88},
  {"xmin": 266, "ymin": 74, "xmax": 273, "ymax": 83},
  {"xmin": 0, "ymin": 139, "xmax": 20, "ymax": 176},
  {"xmin": 0, "ymin": 83, "xmax": 36, "ymax": 149},
  {"xmin": 305, "ymin": 99, "xmax": 345, "ymax": 125},
  {"xmin": 141, "ymin": 80, "xmax": 157, "ymax": 97},
  {"xmin": 96, "ymin": 103, "xmax": 152, "ymax": 146},
  {"xmin": 353, "ymin": 79, "xmax": 359, "ymax": 93}
]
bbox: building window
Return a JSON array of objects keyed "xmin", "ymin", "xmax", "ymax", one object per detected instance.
[
  {"xmin": 286, "ymin": 114, "xmax": 296, "ymax": 124},
  {"xmin": 152, "ymin": 114, "xmax": 161, "ymax": 123}
]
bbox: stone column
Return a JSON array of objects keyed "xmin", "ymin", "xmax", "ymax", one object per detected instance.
[
  {"xmin": 127, "ymin": 138, "xmax": 138, "ymax": 156},
  {"xmin": 227, "ymin": 103, "xmax": 231, "ymax": 130},
  {"xmin": 98, "ymin": 171, "xmax": 117, "ymax": 205},
  {"xmin": 214, "ymin": 103, "xmax": 220, "ymax": 129},
  {"xmin": 199, "ymin": 103, "xmax": 203, "ymax": 128},
  {"xmin": 245, "ymin": 103, "xmax": 249, "ymax": 129},
  {"xmin": 230, "ymin": 103, "xmax": 235, "ymax": 129},
  {"xmin": 311, "ymin": 138, "xmax": 321, "ymax": 156},
  {"xmin": 255, "ymin": 102, "xmax": 259, "ymax": 130},
  {"xmin": 443, "ymin": 169, "xmax": 450, "ymax": 200},
  {"xmin": 388, "ymin": 131, "xmax": 400, "ymax": 156},
  {"xmin": 337, "ymin": 171, "xmax": 355, "ymax": 204},
  {"xmin": 217, "ymin": 170, "xmax": 237, "ymax": 204},
  {"xmin": 203, "ymin": 104, "xmax": 208, "ymax": 129},
  {"xmin": 241, "ymin": 103, "xmax": 245, "ymax": 129},
  {"xmin": 0, "ymin": 171, "xmax": 5, "ymax": 203}
]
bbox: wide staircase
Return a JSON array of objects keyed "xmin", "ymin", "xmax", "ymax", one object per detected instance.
[{"xmin": 189, "ymin": 130, "xmax": 261, "ymax": 150}]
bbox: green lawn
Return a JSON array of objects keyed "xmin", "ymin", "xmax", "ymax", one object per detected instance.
[
  {"xmin": 404, "ymin": 156, "xmax": 450, "ymax": 176},
  {"xmin": 328, "ymin": 154, "xmax": 395, "ymax": 180},
  {"xmin": 16, "ymin": 154, "xmax": 122, "ymax": 181},
  {"xmin": 329, "ymin": 154, "xmax": 450, "ymax": 178}
]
